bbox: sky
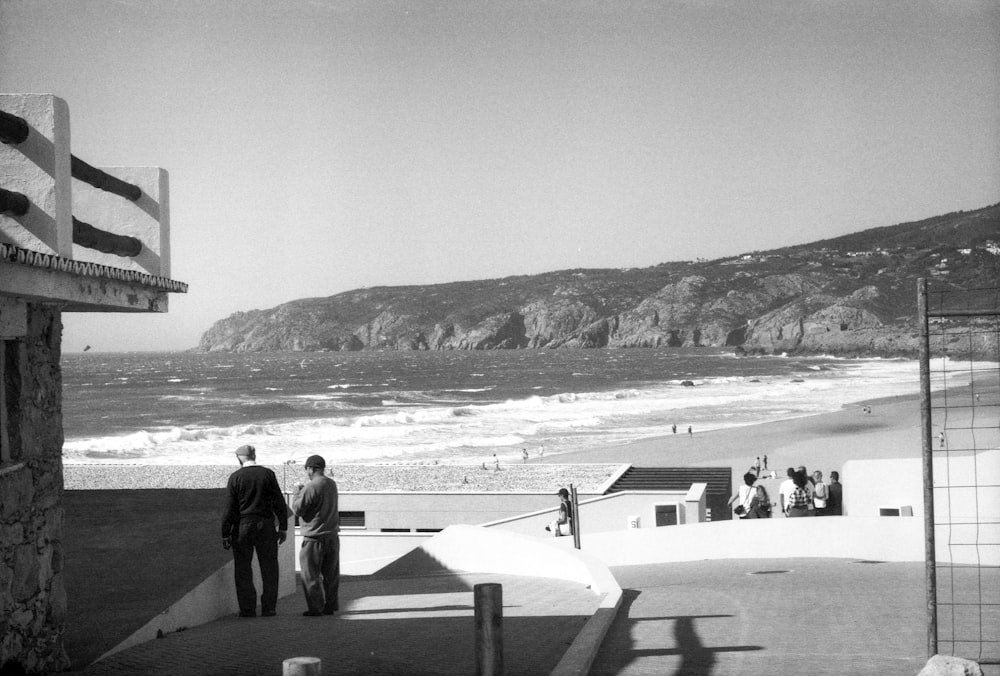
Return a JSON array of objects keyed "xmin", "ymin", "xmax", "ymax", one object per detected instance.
[{"xmin": 1, "ymin": 0, "xmax": 998, "ymax": 352}]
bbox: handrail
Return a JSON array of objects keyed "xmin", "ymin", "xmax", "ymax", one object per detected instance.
[
  {"xmin": 0, "ymin": 187, "xmax": 29, "ymax": 216},
  {"xmin": 0, "ymin": 109, "xmax": 29, "ymax": 144},
  {"xmin": 73, "ymin": 217, "xmax": 142, "ymax": 257},
  {"xmin": 70, "ymin": 155, "xmax": 142, "ymax": 201},
  {"xmin": 0, "ymin": 108, "xmax": 143, "ymax": 201}
]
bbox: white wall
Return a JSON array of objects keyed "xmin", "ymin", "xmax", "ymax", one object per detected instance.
[
  {"xmin": 579, "ymin": 516, "xmax": 925, "ymax": 567},
  {"xmin": 97, "ymin": 528, "xmax": 296, "ymax": 662},
  {"xmin": 842, "ymin": 457, "xmax": 923, "ymax": 518}
]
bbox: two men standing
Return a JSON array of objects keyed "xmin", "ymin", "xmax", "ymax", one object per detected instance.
[
  {"xmin": 293, "ymin": 454, "xmax": 341, "ymax": 616},
  {"xmin": 222, "ymin": 446, "xmax": 340, "ymax": 618}
]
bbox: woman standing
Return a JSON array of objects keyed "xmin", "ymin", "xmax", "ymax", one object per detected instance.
[
  {"xmin": 746, "ymin": 485, "xmax": 772, "ymax": 519},
  {"xmin": 785, "ymin": 471, "xmax": 812, "ymax": 518},
  {"xmin": 812, "ymin": 470, "xmax": 829, "ymax": 516},
  {"xmin": 728, "ymin": 472, "xmax": 757, "ymax": 520}
]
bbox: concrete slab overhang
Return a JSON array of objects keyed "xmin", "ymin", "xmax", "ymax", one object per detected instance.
[{"xmin": 0, "ymin": 242, "xmax": 187, "ymax": 312}]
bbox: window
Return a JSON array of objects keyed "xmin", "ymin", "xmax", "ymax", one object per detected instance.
[
  {"xmin": 655, "ymin": 504, "xmax": 679, "ymax": 527},
  {"xmin": 339, "ymin": 511, "xmax": 365, "ymax": 529}
]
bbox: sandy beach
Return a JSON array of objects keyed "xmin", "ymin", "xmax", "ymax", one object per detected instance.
[{"xmin": 61, "ymin": 390, "xmax": 938, "ymax": 495}]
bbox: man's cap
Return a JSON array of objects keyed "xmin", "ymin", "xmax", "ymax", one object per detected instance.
[
  {"xmin": 305, "ymin": 455, "xmax": 326, "ymax": 470},
  {"xmin": 235, "ymin": 445, "xmax": 255, "ymax": 457}
]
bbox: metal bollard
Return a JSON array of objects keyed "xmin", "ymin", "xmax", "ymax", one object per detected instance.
[
  {"xmin": 282, "ymin": 656, "xmax": 321, "ymax": 676},
  {"xmin": 474, "ymin": 583, "xmax": 503, "ymax": 676}
]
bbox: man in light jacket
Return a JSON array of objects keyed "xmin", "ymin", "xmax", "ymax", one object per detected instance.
[{"xmin": 293, "ymin": 454, "xmax": 340, "ymax": 616}]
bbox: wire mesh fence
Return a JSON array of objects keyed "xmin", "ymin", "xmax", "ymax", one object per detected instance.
[{"xmin": 919, "ymin": 280, "xmax": 1000, "ymax": 665}]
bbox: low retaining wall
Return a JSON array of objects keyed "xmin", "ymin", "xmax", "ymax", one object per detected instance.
[
  {"xmin": 580, "ymin": 515, "xmax": 924, "ymax": 567},
  {"xmin": 96, "ymin": 530, "xmax": 296, "ymax": 662}
]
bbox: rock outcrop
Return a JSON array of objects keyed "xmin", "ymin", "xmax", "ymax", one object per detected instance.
[{"xmin": 197, "ymin": 204, "xmax": 1000, "ymax": 358}]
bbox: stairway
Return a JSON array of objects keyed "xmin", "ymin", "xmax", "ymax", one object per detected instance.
[{"xmin": 606, "ymin": 467, "xmax": 734, "ymax": 521}]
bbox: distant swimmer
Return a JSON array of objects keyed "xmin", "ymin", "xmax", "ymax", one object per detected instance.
[
  {"xmin": 672, "ymin": 424, "xmax": 677, "ymax": 434},
  {"xmin": 688, "ymin": 425, "xmax": 693, "ymax": 436}
]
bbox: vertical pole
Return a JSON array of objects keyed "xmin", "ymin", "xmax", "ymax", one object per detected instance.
[
  {"xmin": 474, "ymin": 583, "xmax": 503, "ymax": 676},
  {"xmin": 570, "ymin": 484, "xmax": 581, "ymax": 550},
  {"xmin": 918, "ymin": 278, "xmax": 938, "ymax": 658}
]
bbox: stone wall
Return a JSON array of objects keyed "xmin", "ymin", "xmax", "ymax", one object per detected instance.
[{"xmin": 0, "ymin": 303, "xmax": 69, "ymax": 674}]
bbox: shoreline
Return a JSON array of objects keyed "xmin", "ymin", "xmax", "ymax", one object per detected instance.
[{"xmin": 62, "ymin": 384, "xmax": 997, "ymax": 494}]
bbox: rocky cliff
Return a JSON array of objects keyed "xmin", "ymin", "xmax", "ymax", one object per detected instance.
[{"xmin": 198, "ymin": 204, "xmax": 1000, "ymax": 357}]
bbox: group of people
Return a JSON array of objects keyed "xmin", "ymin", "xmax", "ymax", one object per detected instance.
[
  {"xmin": 221, "ymin": 444, "xmax": 341, "ymax": 618},
  {"xmin": 779, "ymin": 466, "xmax": 842, "ymax": 517},
  {"xmin": 730, "ymin": 464, "xmax": 843, "ymax": 519}
]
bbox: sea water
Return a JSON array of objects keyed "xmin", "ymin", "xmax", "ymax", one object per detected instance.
[{"xmin": 60, "ymin": 349, "xmax": 941, "ymax": 466}]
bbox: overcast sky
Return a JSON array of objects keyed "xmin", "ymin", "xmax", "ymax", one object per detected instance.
[{"xmin": 2, "ymin": 0, "xmax": 998, "ymax": 352}]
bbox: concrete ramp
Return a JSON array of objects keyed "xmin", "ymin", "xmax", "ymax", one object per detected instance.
[{"xmin": 579, "ymin": 516, "xmax": 924, "ymax": 567}]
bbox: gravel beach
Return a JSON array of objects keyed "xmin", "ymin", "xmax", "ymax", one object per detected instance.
[{"xmin": 62, "ymin": 462, "xmax": 624, "ymax": 493}]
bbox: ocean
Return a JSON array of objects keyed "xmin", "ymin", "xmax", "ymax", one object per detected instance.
[{"xmin": 60, "ymin": 349, "xmax": 940, "ymax": 466}]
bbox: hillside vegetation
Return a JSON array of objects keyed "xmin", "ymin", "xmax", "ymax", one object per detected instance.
[{"xmin": 199, "ymin": 204, "xmax": 1000, "ymax": 357}]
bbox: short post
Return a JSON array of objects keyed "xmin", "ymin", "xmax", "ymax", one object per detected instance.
[
  {"xmin": 570, "ymin": 484, "xmax": 581, "ymax": 549},
  {"xmin": 474, "ymin": 582, "xmax": 503, "ymax": 676},
  {"xmin": 283, "ymin": 656, "xmax": 321, "ymax": 676}
]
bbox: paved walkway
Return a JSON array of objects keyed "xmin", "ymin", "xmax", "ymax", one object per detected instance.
[
  {"xmin": 66, "ymin": 556, "xmax": 999, "ymax": 676},
  {"xmin": 593, "ymin": 558, "xmax": 934, "ymax": 676},
  {"xmin": 68, "ymin": 570, "xmax": 600, "ymax": 676}
]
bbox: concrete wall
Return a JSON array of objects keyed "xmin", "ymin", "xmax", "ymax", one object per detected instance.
[
  {"xmin": 339, "ymin": 487, "xmax": 696, "ymax": 533},
  {"xmin": 339, "ymin": 491, "xmax": 596, "ymax": 531},
  {"xmin": 335, "ymin": 488, "xmax": 700, "ymax": 574},
  {"xmin": 1, "ymin": 94, "xmax": 169, "ymax": 276},
  {"xmin": 0, "ymin": 304, "xmax": 70, "ymax": 674},
  {"xmin": 842, "ymin": 457, "xmax": 923, "ymax": 518},
  {"xmin": 96, "ymin": 529, "xmax": 296, "ymax": 662},
  {"xmin": 579, "ymin": 516, "xmax": 926, "ymax": 567},
  {"xmin": 0, "ymin": 94, "xmax": 72, "ymax": 257}
]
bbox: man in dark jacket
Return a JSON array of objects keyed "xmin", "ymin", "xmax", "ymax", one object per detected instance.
[
  {"xmin": 222, "ymin": 444, "xmax": 288, "ymax": 617},
  {"xmin": 292, "ymin": 454, "xmax": 340, "ymax": 616}
]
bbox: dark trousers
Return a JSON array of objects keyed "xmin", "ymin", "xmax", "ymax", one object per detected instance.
[
  {"xmin": 299, "ymin": 535, "xmax": 340, "ymax": 614},
  {"xmin": 232, "ymin": 517, "xmax": 279, "ymax": 615}
]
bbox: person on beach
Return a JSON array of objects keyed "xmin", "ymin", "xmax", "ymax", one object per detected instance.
[
  {"xmin": 293, "ymin": 454, "xmax": 340, "ymax": 616},
  {"xmin": 746, "ymin": 485, "xmax": 772, "ymax": 519},
  {"xmin": 729, "ymin": 472, "xmax": 757, "ymax": 519},
  {"xmin": 763, "ymin": 454, "xmax": 768, "ymax": 471},
  {"xmin": 546, "ymin": 488, "xmax": 573, "ymax": 536},
  {"xmin": 221, "ymin": 444, "xmax": 288, "ymax": 618},
  {"xmin": 827, "ymin": 471, "xmax": 843, "ymax": 516},
  {"xmin": 778, "ymin": 467, "xmax": 796, "ymax": 515},
  {"xmin": 785, "ymin": 471, "xmax": 812, "ymax": 517},
  {"xmin": 812, "ymin": 470, "xmax": 829, "ymax": 516},
  {"xmin": 687, "ymin": 425, "xmax": 693, "ymax": 435},
  {"xmin": 522, "ymin": 448, "xmax": 529, "ymax": 463},
  {"xmin": 672, "ymin": 424, "xmax": 677, "ymax": 434},
  {"xmin": 754, "ymin": 456, "xmax": 762, "ymax": 477}
]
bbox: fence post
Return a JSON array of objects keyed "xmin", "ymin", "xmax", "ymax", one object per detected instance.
[
  {"xmin": 917, "ymin": 278, "xmax": 937, "ymax": 658},
  {"xmin": 570, "ymin": 484, "xmax": 581, "ymax": 549},
  {"xmin": 474, "ymin": 582, "xmax": 503, "ymax": 676},
  {"xmin": 282, "ymin": 657, "xmax": 321, "ymax": 676}
]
